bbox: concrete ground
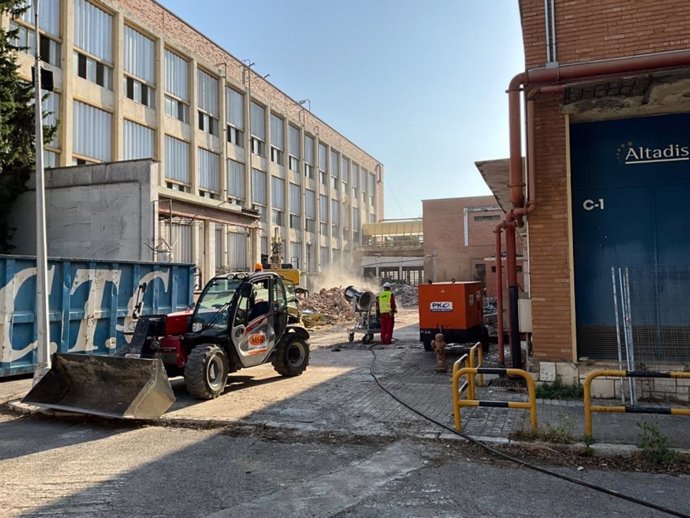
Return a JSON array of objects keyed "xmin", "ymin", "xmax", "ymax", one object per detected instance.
[{"xmin": 3, "ymin": 307, "xmax": 690, "ymax": 451}]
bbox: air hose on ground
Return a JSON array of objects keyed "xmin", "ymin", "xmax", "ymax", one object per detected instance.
[{"xmin": 368, "ymin": 346, "xmax": 689, "ymax": 518}]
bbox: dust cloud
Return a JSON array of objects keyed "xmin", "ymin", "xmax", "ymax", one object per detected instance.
[{"xmin": 313, "ymin": 265, "xmax": 380, "ymax": 294}]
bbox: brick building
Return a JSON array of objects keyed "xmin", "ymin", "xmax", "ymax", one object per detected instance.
[
  {"xmin": 422, "ymin": 195, "xmax": 524, "ymax": 297},
  {"xmin": 2, "ymin": 0, "xmax": 383, "ymax": 286},
  {"xmin": 497, "ymin": 1, "xmax": 690, "ymax": 395}
]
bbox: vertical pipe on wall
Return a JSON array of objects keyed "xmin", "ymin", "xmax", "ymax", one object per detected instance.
[
  {"xmin": 543, "ymin": 0, "xmax": 551, "ymax": 63},
  {"xmin": 550, "ymin": 0, "xmax": 557, "ymax": 63},
  {"xmin": 495, "ymin": 222, "xmax": 506, "ymax": 365},
  {"xmin": 505, "ymin": 214, "xmax": 521, "ymax": 369}
]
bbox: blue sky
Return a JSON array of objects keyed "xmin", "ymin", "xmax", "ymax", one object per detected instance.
[{"xmin": 158, "ymin": 0, "xmax": 525, "ymax": 219}]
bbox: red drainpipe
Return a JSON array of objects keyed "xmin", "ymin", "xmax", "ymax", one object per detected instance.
[
  {"xmin": 501, "ymin": 49, "xmax": 690, "ymax": 369},
  {"xmin": 494, "ymin": 220, "xmax": 506, "ymax": 365}
]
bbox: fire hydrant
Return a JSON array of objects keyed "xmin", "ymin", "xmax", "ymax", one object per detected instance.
[{"xmin": 433, "ymin": 333, "xmax": 447, "ymax": 373}]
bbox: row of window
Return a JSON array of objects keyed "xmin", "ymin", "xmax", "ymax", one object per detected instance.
[{"xmin": 13, "ymin": 0, "xmax": 378, "ymax": 201}]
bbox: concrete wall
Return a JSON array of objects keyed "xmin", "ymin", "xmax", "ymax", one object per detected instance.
[{"xmin": 10, "ymin": 160, "xmax": 158, "ymax": 262}]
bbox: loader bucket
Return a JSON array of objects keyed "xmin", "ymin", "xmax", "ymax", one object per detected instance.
[{"xmin": 22, "ymin": 353, "xmax": 175, "ymax": 419}]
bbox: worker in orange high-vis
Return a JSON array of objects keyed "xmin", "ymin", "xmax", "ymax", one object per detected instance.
[
  {"xmin": 376, "ymin": 282, "xmax": 397, "ymax": 345},
  {"xmin": 254, "ymin": 262, "xmax": 263, "ymax": 272}
]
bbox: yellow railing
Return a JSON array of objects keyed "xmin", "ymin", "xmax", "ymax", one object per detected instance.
[{"xmin": 583, "ymin": 369, "xmax": 690, "ymax": 439}]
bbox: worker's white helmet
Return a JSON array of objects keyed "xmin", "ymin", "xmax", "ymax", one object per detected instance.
[{"xmin": 383, "ymin": 282, "xmax": 391, "ymax": 289}]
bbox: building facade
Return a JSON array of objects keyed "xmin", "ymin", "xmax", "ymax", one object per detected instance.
[
  {"xmin": 506, "ymin": 1, "xmax": 690, "ymax": 396},
  {"xmin": 2, "ymin": 0, "xmax": 383, "ymax": 286}
]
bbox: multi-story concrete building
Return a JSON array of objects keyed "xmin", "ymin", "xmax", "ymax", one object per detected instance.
[{"xmin": 3, "ymin": 0, "xmax": 383, "ymax": 286}]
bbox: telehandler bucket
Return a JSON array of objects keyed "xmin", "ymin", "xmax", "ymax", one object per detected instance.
[{"xmin": 22, "ymin": 353, "xmax": 175, "ymax": 419}]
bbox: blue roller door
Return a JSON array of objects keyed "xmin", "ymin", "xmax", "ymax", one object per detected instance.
[{"xmin": 571, "ymin": 113, "xmax": 690, "ymax": 360}]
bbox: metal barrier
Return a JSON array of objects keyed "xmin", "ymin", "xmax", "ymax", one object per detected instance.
[
  {"xmin": 583, "ymin": 369, "xmax": 690, "ymax": 438},
  {"xmin": 452, "ymin": 367, "xmax": 537, "ymax": 432},
  {"xmin": 452, "ymin": 342, "xmax": 484, "ymax": 401}
]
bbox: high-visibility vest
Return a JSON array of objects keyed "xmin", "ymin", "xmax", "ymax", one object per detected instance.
[{"xmin": 378, "ymin": 290, "xmax": 392, "ymax": 313}]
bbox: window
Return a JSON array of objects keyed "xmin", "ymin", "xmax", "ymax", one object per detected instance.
[
  {"xmin": 289, "ymin": 242, "xmax": 301, "ymax": 269},
  {"xmin": 319, "ymin": 194, "xmax": 328, "ymax": 235},
  {"xmin": 353, "ymin": 208, "xmax": 361, "ymax": 243},
  {"xmin": 73, "ymin": 0, "xmax": 112, "ymax": 89},
  {"xmin": 271, "ymin": 176, "xmax": 285, "ymax": 226},
  {"xmin": 226, "ymin": 88, "xmax": 244, "ymax": 147},
  {"xmin": 165, "ymin": 135, "xmax": 190, "ymax": 191},
  {"xmin": 227, "ymin": 159, "xmax": 245, "ymax": 202},
  {"xmin": 288, "ymin": 125, "xmax": 300, "ymax": 173},
  {"xmin": 304, "ymin": 134, "xmax": 315, "ymax": 179},
  {"xmin": 198, "ymin": 148, "xmax": 220, "ymax": 198},
  {"xmin": 197, "ymin": 69, "xmax": 219, "ymax": 136},
  {"xmin": 164, "ymin": 50, "xmax": 189, "ymax": 123},
  {"xmin": 352, "ymin": 163, "xmax": 359, "ymax": 198},
  {"xmin": 250, "ymin": 102, "xmax": 265, "ymax": 156},
  {"xmin": 123, "ymin": 120, "xmax": 154, "ymax": 160},
  {"xmin": 42, "ymin": 90, "xmax": 59, "ymax": 149},
  {"xmin": 330, "ymin": 150, "xmax": 339, "ymax": 190},
  {"xmin": 252, "ymin": 168, "xmax": 266, "ymax": 217},
  {"xmin": 361, "ymin": 167, "xmax": 368, "ymax": 198},
  {"xmin": 9, "ymin": 21, "xmax": 61, "ymax": 67},
  {"xmin": 228, "ymin": 231, "xmax": 247, "ymax": 270},
  {"xmin": 342, "ymin": 158, "xmax": 350, "ymax": 194},
  {"xmin": 305, "ymin": 189, "xmax": 315, "ymax": 233},
  {"xmin": 320, "ymin": 246, "xmax": 329, "ymax": 269},
  {"xmin": 73, "ymin": 101, "xmax": 111, "ymax": 162},
  {"xmin": 319, "ymin": 143, "xmax": 328, "ymax": 185},
  {"xmin": 369, "ymin": 173, "xmax": 376, "ymax": 206},
  {"xmin": 474, "ymin": 214, "xmax": 501, "ymax": 222},
  {"xmin": 19, "ymin": 0, "xmax": 60, "ymax": 36},
  {"xmin": 123, "ymin": 26, "xmax": 154, "ymax": 108},
  {"xmin": 331, "ymin": 199, "xmax": 340, "ymax": 232},
  {"xmin": 289, "ymin": 183, "xmax": 301, "ymax": 230},
  {"xmin": 270, "ymin": 114, "xmax": 284, "ymax": 165}
]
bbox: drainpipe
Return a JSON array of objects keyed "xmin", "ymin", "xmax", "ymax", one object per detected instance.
[
  {"xmin": 494, "ymin": 220, "xmax": 507, "ymax": 365},
  {"xmin": 505, "ymin": 48, "xmax": 690, "ymax": 369}
]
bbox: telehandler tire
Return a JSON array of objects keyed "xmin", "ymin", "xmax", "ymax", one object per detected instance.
[
  {"xmin": 273, "ymin": 336, "xmax": 310, "ymax": 377},
  {"xmin": 184, "ymin": 344, "xmax": 229, "ymax": 399}
]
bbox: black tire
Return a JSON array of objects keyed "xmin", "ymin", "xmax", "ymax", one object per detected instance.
[
  {"xmin": 348, "ymin": 333, "xmax": 355, "ymax": 343},
  {"xmin": 184, "ymin": 344, "xmax": 229, "ymax": 399},
  {"xmin": 423, "ymin": 338, "xmax": 433, "ymax": 351},
  {"xmin": 273, "ymin": 336, "xmax": 310, "ymax": 376},
  {"xmin": 362, "ymin": 333, "xmax": 372, "ymax": 344}
]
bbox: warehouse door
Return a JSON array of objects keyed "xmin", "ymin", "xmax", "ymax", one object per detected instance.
[{"xmin": 571, "ymin": 113, "xmax": 690, "ymax": 361}]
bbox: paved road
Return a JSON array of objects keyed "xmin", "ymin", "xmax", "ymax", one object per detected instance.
[{"xmin": 1, "ymin": 308, "xmax": 689, "ymax": 517}]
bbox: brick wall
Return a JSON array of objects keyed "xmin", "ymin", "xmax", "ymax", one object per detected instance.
[
  {"xmin": 423, "ymin": 196, "xmax": 517, "ymax": 284},
  {"xmin": 520, "ymin": 0, "xmax": 690, "ymax": 69}
]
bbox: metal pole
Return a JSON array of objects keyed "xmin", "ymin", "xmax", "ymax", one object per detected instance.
[
  {"xmin": 32, "ymin": 0, "xmax": 51, "ymax": 384},
  {"xmin": 611, "ymin": 267, "xmax": 625, "ymax": 403},
  {"xmin": 623, "ymin": 267, "xmax": 636, "ymax": 405}
]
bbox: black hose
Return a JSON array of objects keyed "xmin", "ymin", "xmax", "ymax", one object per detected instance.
[{"xmin": 368, "ymin": 346, "xmax": 689, "ymax": 518}]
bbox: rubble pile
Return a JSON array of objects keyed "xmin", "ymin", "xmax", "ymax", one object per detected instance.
[
  {"xmin": 391, "ymin": 283, "xmax": 418, "ymax": 307},
  {"xmin": 301, "ymin": 287, "xmax": 355, "ymax": 327}
]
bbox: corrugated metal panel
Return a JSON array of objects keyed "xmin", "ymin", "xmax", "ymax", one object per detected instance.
[
  {"xmin": 288, "ymin": 125, "xmax": 299, "ymax": 157},
  {"xmin": 227, "ymin": 159, "xmax": 245, "ymax": 200},
  {"xmin": 21, "ymin": 0, "xmax": 61, "ymax": 36},
  {"xmin": 198, "ymin": 148, "xmax": 220, "ymax": 192},
  {"xmin": 165, "ymin": 49, "xmax": 188, "ymax": 100},
  {"xmin": 123, "ymin": 119, "xmax": 153, "ymax": 160},
  {"xmin": 0, "ymin": 255, "xmax": 194, "ymax": 377},
  {"xmin": 270, "ymin": 114, "xmax": 283, "ymax": 149},
  {"xmin": 227, "ymin": 231, "xmax": 246, "ymax": 269},
  {"xmin": 226, "ymin": 88, "xmax": 243, "ymax": 129},
  {"xmin": 73, "ymin": 101, "xmax": 111, "ymax": 161},
  {"xmin": 250, "ymin": 102, "xmax": 265, "ymax": 139},
  {"xmin": 74, "ymin": 0, "xmax": 112, "ymax": 62},
  {"xmin": 165, "ymin": 135, "xmax": 190, "ymax": 184},
  {"xmin": 42, "ymin": 90, "xmax": 59, "ymax": 147},
  {"xmin": 252, "ymin": 168, "xmax": 266, "ymax": 205},
  {"xmin": 171, "ymin": 222, "xmax": 192, "ymax": 263},
  {"xmin": 289, "ymin": 183, "xmax": 300, "ymax": 214},
  {"xmin": 304, "ymin": 135, "xmax": 314, "ymax": 164},
  {"xmin": 362, "ymin": 220, "xmax": 423, "ymax": 237},
  {"xmin": 272, "ymin": 176, "xmax": 285, "ymax": 210},
  {"xmin": 197, "ymin": 69, "xmax": 218, "ymax": 115},
  {"xmin": 124, "ymin": 26, "xmax": 154, "ymax": 83}
]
